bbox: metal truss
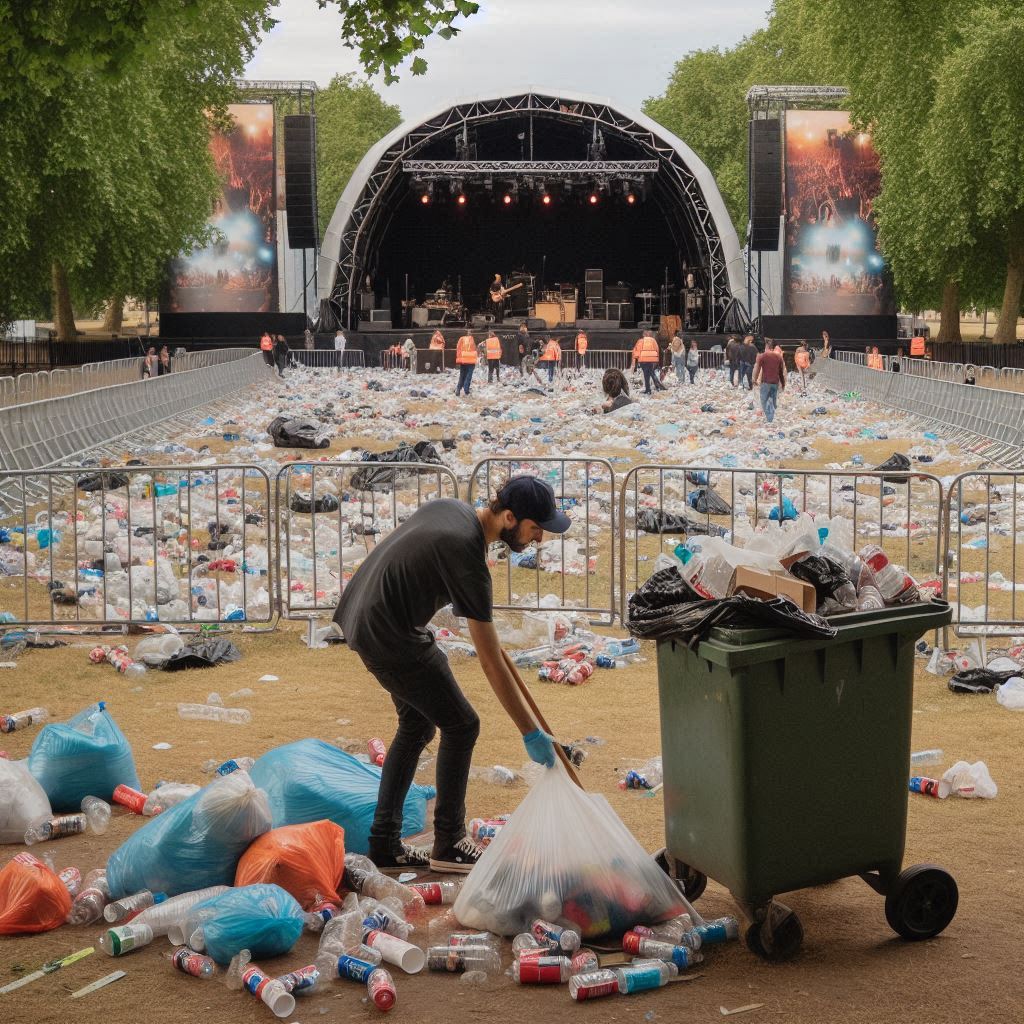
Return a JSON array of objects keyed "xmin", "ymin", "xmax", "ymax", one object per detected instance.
[
  {"xmin": 401, "ymin": 159, "xmax": 659, "ymax": 176},
  {"xmin": 746, "ymin": 84, "xmax": 849, "ymax": 115},
  {"xmin": 235, "ymin": 79, "xmax": 318, "ymax": 94},
  {"xmin": 322, "ymin": 91, "xmax": 736, "ymax": 329}
]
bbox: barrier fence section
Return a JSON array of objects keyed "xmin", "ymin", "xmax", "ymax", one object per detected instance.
[
  {"xmin": 466, "ymin": 457, "xmax": 617, "ymax": 621},
  {"xmin": 290, "ymin": 350, "xmax": 366, "ymax": 370},
  {"xmin": 618, "ymin": 465, "xmax": 945, "ymax": 622},
  {"xmin": 275, "ymin": 461, "xmax": 460, "ymax": 617},
  {"xmin": 814, "ymin": 357, "xmax": 1024, "ymax": 469},
  {"xmin": 0, "ymin": 352, "xmax": 274, "ymax": 475},
  {"xmin": 943, "ymin": 471, "xmax": 1024, "ymax": 638},
  {"xmin": 0, "ymin": 464, "xmax": 275, "ymax": 627}
]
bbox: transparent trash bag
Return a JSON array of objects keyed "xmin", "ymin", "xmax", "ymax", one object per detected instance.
[
  {"xmin": 453, "ymin": 763, "xmax": 684, "ymax": 939},
  {"xmin": 0, "ymin": 759, "xmax": 51, "ymax": 844}
]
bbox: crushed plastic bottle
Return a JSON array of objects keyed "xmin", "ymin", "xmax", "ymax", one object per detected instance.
[
  {"xmin": 171, "ymin": 946, "xmax": 216, "ymax": 978},
  {"xmin": 0, "ymin": 706, "xmax": 48, "ymax": 733},
  {"xmin": 177, "ymin": 703, "xmax": 252, "ymax": 724},
  {"xmin": 81, "ymin": 795, "xmax": 111, "ymax": 834},
  {"xmin": 104, "ymin": 888, "xmax": 165, "ymax": 924},
  {"xmin": 67, "ymin": 869, "xmax": 110, "ymax": 925},
  {"xmin": 24, "ymin": 813, "xmax": 87, "ymax": 845}
]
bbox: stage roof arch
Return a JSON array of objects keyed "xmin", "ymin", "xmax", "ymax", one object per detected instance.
[{"xmin": 318, "ymin": 88, "xmax": 745, "ymax": 329}]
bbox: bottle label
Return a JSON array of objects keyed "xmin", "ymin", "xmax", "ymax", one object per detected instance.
[
  {"xmin": 336, "ymin": 955, "xmax": 375, "ymax": 982},
  {"xmin": 695, "ymin": 921, "xmax": 728, "ymax": 944},
  {"xmin": 113, "ymin": 784, "xmax": 148, "ymax": 814},
  {"xmin": 242, "ymin": 964, "xmax": 270, "ymax": 999},
  {"xmin": 517, "ymin": 957, "xmax": 566, "ymax": 983},
  {"xmin": 172, "ymin": 947, "xmax": 212, "ymax": 977},
  {"xmin": 49, "ymin": 814, "xmax": 87, "ymax": 838},
  {"xmin": 909, "ymin": 776, "xmax": 943, "ymax": 798},
  {"xmin": 277, "ymin": 964, "xmax": 318, "ymax": 993},
  {"xmin": 619, "ymin": 965, "xmax": 663, "ymax": 993},
  {"xmin": 410, "ymin": 882, "xmax": 442, "ymax": 904},
  {"xmin": 572, "ymin": 970, "xmax": 619, "ymax": 1001}
]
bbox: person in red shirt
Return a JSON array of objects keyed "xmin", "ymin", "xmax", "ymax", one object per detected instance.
[{"xmin": 752, "ymin": 338, "xmax": 786, "ymax": 423}]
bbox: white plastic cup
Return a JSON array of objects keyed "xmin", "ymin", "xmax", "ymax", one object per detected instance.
[{"xmin": 365, "ymin": 929, "xmax": 426, "ymax": 974}]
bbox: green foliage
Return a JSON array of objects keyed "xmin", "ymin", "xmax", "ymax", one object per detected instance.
[
  {"xmin": 314, "ymin": 73, "xmax": 403, "ymax": 237},
  {"xmin": 318, "ymin": 0, "xmax": 479, "ymax": 84}
]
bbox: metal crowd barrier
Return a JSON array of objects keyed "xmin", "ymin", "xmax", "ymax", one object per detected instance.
[
  {"xmin": 275, "ymin": 461, "xmax": 460, "ymax": 617},
  {"xmin": 814, "ymin": 358, "xmax": 1024, "ymax": 469},
  {"xmin": 378, "ymin": 351, "xmax": 407, "ymax": 370},
  {"xmin": 0, "ymin": 352, "xmax": 273, "ymax": 474},
  {"xmin": 0, "ymin": 464, "xmax": 275, "ymax": 627},
  {"xmin": 466, "ymin": 457, "xmax": 617, "ymax": 621},
  {"xmin": 617, "ymin": 465, "xmax": 945, "ymax": 622},
  {"xmin": 942, "ymin": 470, "xmax": 1024, "ymax": 638},
  {"xmin": 290, "ymin": 349, "xmax": 366, "ymax": 370}
]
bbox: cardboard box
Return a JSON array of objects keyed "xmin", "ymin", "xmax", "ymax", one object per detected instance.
[{"xmin": 730, "ymin": 566, "xmax": 818, "ymax": 614}]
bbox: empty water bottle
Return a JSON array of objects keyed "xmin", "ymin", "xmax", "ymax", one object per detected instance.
[
  {"xmin": 25, "ymin": 813, "xmax": 87, "ymax": 845},
  {"xmin": 355, "ymin": 871, "xmax": 424, "ymax": 913},
  {"xmin": 241, "ymin": 964, "xmax": 295, "ymax": 1019},
  {"xmin": 614, "ymin": 960, "xmax": 677, "ymax": 993},
  {"xmin": 224, "ymin": 949, "xmax": 252, "ymax": 990},
  {"xmin": 512, "ymin": 956, "xmax": 571, "ymax": 984},
  {"xmin": 910, "ymin": 749, "xmax": 943, "ymax": 769},
  {"xmin": 67, "ymin": 869, "xmax": 110, "ymax": 925},
  {"xmin": 622, "ymin": 933, "xmax": 703, "ymax": 967},
  {"xmin": 367, "ymin": 967, "xmax": 397, "ymax": 1011},
  {"xmin": 858, "ymin": 545, "xmax": 918, "ymax": 603},
  {"xmin": 0, "ymin": 706, "xmax": 48, "ymax": 733},
  {"xmin": 426, "ymin": 945, "xmax": 501, "ymax": 974},
  {"xmin": 408, "ymin": 881, "xmax": 460, "ymax": 905},
  {"xmin": 177, "ymin": 703, "xmax": 252, "ymax": 724},
  {"xmin": 856, "ymin": 584, "xmax": 885, "ymax": 611},
  {"xmin": 531, "ymin": 919, "xmax": 580, "ymax": 952},
  {"xmin": 81, "ymin": 795, "xmax": 111, "ymax": 834},
  {"xmin": 276, "ymin": 964, "xmax": 319, "ymax": 994},
  {"xmin": 693, "ymin": 916, "xmax": 739, "ymax": 945},
  {"xmin": 104, "ymin": 888, "xmax": 164, "ymax": 924},
  {"xmin": 99, "ymin": 922, "xmax": 154, "ymax": 956},
  {"xmin": 171, "ymin": 946, "xmax": 216, "ymax": 978},
  {"xmin": 569, "ymin": 969, "xmax": 620, "ymax": 1001}
]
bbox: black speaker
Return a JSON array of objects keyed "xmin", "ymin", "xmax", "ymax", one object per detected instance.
[
  {"xmin": 605, "ymin": 285, "xmax": 630, "ymax": 303},
  {"xmin": 284, "ymin": 115, "xmax": 319, "ymax": 250},
  {"xmin": 749, "ymin": 119, "xmax": 782, "ymax": 251}
]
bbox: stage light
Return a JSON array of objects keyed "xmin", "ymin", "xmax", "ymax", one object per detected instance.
[
  {"xmin": 541, "ymin": 194, "xmax": 551, "ymax": 206},
  {"xmin": 420, "ymin": 193, "xmax": 431, "ymax": 205},
  {"xmin": 626, "ymin": 192, "xmax": 636, "ymax": 205},
  {"xmin": 456, "ymin": 193, "xmax": 467, "ymax": 206},
  {"xmin": 588, "ymin": 193, "xmax": 598, "ymax": 205},
  {"xmin": 503, "ymin": 193, "xmax": 513, "ymax": 205}
]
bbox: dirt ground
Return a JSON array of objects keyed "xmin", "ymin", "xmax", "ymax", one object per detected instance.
[
  {"xmin": 1, "ymin": 369, "xmax": 1022, "ymax": 1023},
  {"xmin": 1, "ymin": 624, "xmax": 1022, "ymax": 1024}
]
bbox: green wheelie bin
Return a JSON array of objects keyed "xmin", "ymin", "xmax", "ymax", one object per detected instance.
[{"xmin": 654, "ymin": 600, "xmax": 957, "ymax": 961}]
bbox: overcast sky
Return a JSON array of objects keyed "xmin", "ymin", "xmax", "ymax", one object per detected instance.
[{"xmin": 246, "ymin": 0, "xmax": 771, "ymax": 122}]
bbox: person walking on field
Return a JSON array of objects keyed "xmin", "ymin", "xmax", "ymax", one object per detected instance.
[
  {"xmin": 794, "ymin": 340, "xmax": 810, "ymax": 394},
  {"xmin": 485, "ymin": 329, "xmax": 502, "ymax": 383},
  {"xmin": 333, "ymin": 328, "xmax": 347, "ymax": 372},
  {"xmin": 685, "ymin": 338, "xmax": 700, "ymax": 385},
  {"xmin": 539, "ymin": 336, "xmax": 561, "ymax": 385},
  {"xmin": 454, "ymin": 332, "xmax": 477, "ymax": 396},
  {"xmin": 260, "ymin": 330, "xmax": 275, "ymax": 370},
  {"xmin": 630, "ymin": 330, "xmax": 665, "ymax": 394},
  {"xmin": 739, "ymin": 334, "xmax": 757, "ymax": 391},
  {"xmin": 669, "ymin": 334, "xmax": 685, "ymax": 383},
  {"xmin": 334, "ymin": 476, "xmax": 567, "ymax": 873},
  {"xmin": 753, "ymin": 338, "xmax": 786, "ymax": 423},
  {"xmin": 725, "ymin": 335, "xmax": 741, "ymax": 387},
  {"xmin": 274, "ymin": 334, "xmax": 290, "ymax": 378}
]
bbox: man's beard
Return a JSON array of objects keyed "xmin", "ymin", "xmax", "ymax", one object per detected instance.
[{"xmin": 500, "ymin": 524, "xmax": 529, "ymax": 553}]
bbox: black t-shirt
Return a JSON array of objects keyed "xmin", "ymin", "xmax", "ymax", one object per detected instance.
[{"xmin": 334, "ymin": 499, "xmax": 492, "ymax": 662}]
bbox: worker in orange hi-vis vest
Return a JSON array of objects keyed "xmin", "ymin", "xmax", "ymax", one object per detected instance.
[
  {"xmin": 485, "ymin": 330, "xmax": 503, "ymax": 384},
  {"xmin": 259, "ymin": 331, "xmax": 275, "ymax": 369},
  {"xmin": 429, "ymin": 329, "xmax": 445, "ymax": 350},
  {"xmin": 910, "ymin": 335, "xmax": 925, "ymax": 357},
  {"xmin": 575, "ymin": 330, "xmax": 589, "ymax": 371},
  {"xmin": 630, "ymin": 330, "xmax": 664, "ymax": 394},
  {"xmin": 539, "ymin": 336, "xmax": 562, "ymax": 385},
  {"xmin": 455, "ymin": 332, "xmax": 478, "ymax": 397}
]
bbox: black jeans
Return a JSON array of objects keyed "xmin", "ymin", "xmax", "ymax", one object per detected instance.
[
  {"xmin": 641, "ymin": 363, "xmax": 656, "ymax": 393},
  {"xmin": 361, "ymin": 645, "xmax": 480, "ymax": 853},
  {"xmin": 455, "ymin": 363, "xmax": 474, "ymax": 395},
  {"xmin": 687, "ymin": 365, "xmax": 698, "ymax": 383},
  {"xmin": 488, "ymin": 358, "xmax": 500, "ymax": 382}
]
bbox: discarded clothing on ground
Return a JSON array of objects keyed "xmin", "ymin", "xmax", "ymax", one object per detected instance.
[
  {"xmin": 948, "ymin": 667, "xmax": 1020, "ymax": 695},
  {"xmin": 77, "ymin": 471, "xmax": 129, "ymax": 492},
  {"xmin": 161, "ymin": 637, "xmax": 241, "ymax": 671},
  {"xmin": 267, "ymin": 416, "xmax": 331, "ymax": 449},
  {"xmin": 289, "ymin": 491, "xmax": 340, "ymax": 514},
  {"xmin": 349, "ymin": 440, "xmax": 445, "ymax": 492},
  {"xmin": 627, "ymin": 565, "xmax": 837, "ymax": 646},
  {"xmin": 687, "ymin": 485, "xmax": 732, "ymax": 515},
  {"xmin": 636, "ymin": 508, "xmax": 728, "ymax": 537},
  {"xmin": 874, "ymin": 452, "xmax": 912, "ymax": 481}
]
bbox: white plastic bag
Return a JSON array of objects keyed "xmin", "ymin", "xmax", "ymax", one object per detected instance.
[
  {"xmin": 941, "ymin": 760, "xmax": 997, "ymax": 799},
  {"xmin": 453, "ymin": 763, "xmax": 684, "ymax": 938},
  {"xmin": 0, "ymin": 759, "xmax": 52, "ymax": 843},
  {"xmin": 995, "ymin": 677, "xmax": 1024, "ymax": 711}
]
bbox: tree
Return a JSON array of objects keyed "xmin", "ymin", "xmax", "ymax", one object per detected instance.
[{"xmin": 315, "ymin": 74, "xmax": 403, "ymax": 238}]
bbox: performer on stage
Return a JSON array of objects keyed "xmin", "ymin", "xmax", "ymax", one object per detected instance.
[{"xmin": 488, "ymin": 274, "xmax": 506, "ymax": 324}]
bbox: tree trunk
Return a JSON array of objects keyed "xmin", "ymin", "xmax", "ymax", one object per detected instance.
[
  {"xmin": 993, "ymin": 215, "xmax": 1024, "ymax": 345},
  {"xmin": 51, "ymin": 260, "xmax": 77, "ymax": 343},
  {"xmin": 934, "ymin": 279, "xmax": 961, "ymax": 343},
  {"xmin": 103, "ymin": 294, "xmax": 124, "ymax": 335}
]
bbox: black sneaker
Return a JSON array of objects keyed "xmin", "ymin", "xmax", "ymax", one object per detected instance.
[
  {"xmin": 429, "ymin": 835, "xmax": 483, "ymax": 874},
  {"xmin": 367, "ymin": 842, "xmax": 431, "ymax": 875}
]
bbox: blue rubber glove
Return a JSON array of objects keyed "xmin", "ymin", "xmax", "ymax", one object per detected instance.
[{"xmin": 523, "ymin": 728, "xmax": 556, "ymax": 768}]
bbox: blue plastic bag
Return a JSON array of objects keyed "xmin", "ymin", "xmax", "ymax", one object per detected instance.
[
  {"xmin": 181, "ymin": 884, "xmax": 304, "ymax": 965},
  {"xmin": 768, "ymin": 496, "xmax": 799, "ymax": 522},
  {"xmin": 27, "ymin": 702, "xmax": 140, "ymax": 811},
  {"xmin": 106, "ymin": 770, "xmax": 272, "ymax": 899},
  {"xmin": 250, "ymin": 739, "xmax": 436, "ymax": 854}
]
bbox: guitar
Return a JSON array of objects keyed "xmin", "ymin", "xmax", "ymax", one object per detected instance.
[{"xmin": 490, "ymin": 282, "xmax": 524, "ymax": 303}]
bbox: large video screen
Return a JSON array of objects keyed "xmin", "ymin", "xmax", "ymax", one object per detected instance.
[
  {"xmin": 783, "ymin": 110, "xmax": 893, "ymax": 316},
  {"xmin": 166, "ymin": 104, "xmax": 278, "ymax": 314}
]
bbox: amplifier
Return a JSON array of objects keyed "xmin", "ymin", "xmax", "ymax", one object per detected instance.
[
  {"xmin": 605, "ymin": 301, "xmax": 630, "ymax": 322},
  {"xmin": 585, "ymin": 268, "xmax": 603, "ymax": 283},
  {"xmin": 605, "ymin": 285, "xmax": 630, "ymax": 303},
  {"xmin": 360, "ymin": 291, "xmax": 375, "ymax": 312},
  {"xmin": 370, "ymin": 308, "xmax": 391, "ymax": 323},
  {"xmin": 585, "ymin": 301, "xmax": 606, "ymax": 318},
  {"xmin": 471, "ymin": 313, "xmax": 495, "ymax": 328},
  {"xmin": 585, "ymin": 282, "xmax": 603, "ymax": 300}
]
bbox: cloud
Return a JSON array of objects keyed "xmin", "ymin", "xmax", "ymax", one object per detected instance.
[{"xmin": 245, "ymin": 0, "xmax": 770, "ymax": 120}]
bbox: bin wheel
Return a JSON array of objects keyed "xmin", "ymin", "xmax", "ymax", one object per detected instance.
[
  {"xmin": 654, "ymin": 848, "xmax": 708, "ymax": 902},
  {"xmin": 744, "ymin": 902, "xmax": 803, "ymax": 962},
  {"xmin": 884, "ymin": 864, "xmax": 958, "ymax": 941}
]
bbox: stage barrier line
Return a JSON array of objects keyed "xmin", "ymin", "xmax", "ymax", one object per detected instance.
[
  {"xmin": 0, "ymin": 464, "xmax": 276, "ymax": 629},
  {"xmin": 290, "ymin": 349, "xmax": 366, "ymax": 371},
  {"xmin": 466, "ymin": 457, "xmax": 617, "ymax": 623},
  {"xmin": 275, "ymin": 461, "xmax": 460, "ymax": 618}
]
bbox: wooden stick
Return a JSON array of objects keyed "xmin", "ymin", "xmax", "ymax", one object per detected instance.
[{"xmin": 501, "ymin": 649, "xmax": 584, "ymax": 788}]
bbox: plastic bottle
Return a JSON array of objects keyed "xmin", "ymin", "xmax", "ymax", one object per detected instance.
[
  {"xmin": 569, "ymin": 968, "xmax": 620, "ymax": 1001},
  {"xmin": 171, "ymin": 946, "xmax": 216, "ymax": 978},
  {"xmin": 104, "ymin": 889, "xmax": 164, "ymax": 924},
  {"xmin": 57, "ymin": 866, "xmax": 82, "ymax": 896},
  {"xmin": 622, "ymin": 933, "xmax": 703, "ymax": 967},
  {"xmin": 113, "ymin": 784, "xmax": 149, "ymax": 814},
  {"xmin": 652, "ymin": 914, "xmax": 693, "ymax": 944},
  {"xmin": 363, "ymin": 929, "xmax": 426, "ymax": 973},
  {"xmin": 693, "ymin": 916, "xmax": 739, "ymax": 945},
  {"xmin": 367, "ymin": 967, "xmax": 397, "ymax": 1011},
  {"xmin": 224, "ymin": 949, "xmax": 252, "ymax": 990},
  {"xmin": 910, "ymin": 749, "xmax": 943, "ymax": 769},
  {"xmin": 99, "ymin": 922, "xmax": 154, "ymax": 956},
  {"xmin": 356, "ymin": 872, "xmax": 425, "ymax": 913},
  {"xmin": 446, "ymin": 932, "xmax": 499, "ymax": 951},
  {"xmin": 531, "ymin": 919, "xmax": 581, "ymax": 953},
  {"xmin": 177, "ymin": 703, "xmax": 252, "ymax": 724},
  {"xmin": 618, "ymin": 758, "xmax": 663, "ymax": 791},
  {"xmin": 858, "ymin": 545, "xmax": 917, "ymax": 603},
  {"xmin": 276, "ymin": 964, "xmax": 319, "ymax": 994},
  {"xmin": 408, "ymin": 881, "xmax": 460, "ymax": 905},
  {"xmin": 909, "ymin": 776, "xmax": 950, "ymax": 799},
  {"xmin": 570, "ymin": 949, "xmax": 600, "ymax": 974},
  {"xmin": 215, "ymin": 756, "xmax": 255, "ymax": 776},
  {"xmin": 321, "ymin": 908, "xmax": 365, "ymax": 954},
  {"xmin": 81, "ymin": 795, "xmax": 111, "ymax": 834},
  {"xmin": 361, "ymin": 906, "xmax": 414, "ymax": 942},
  {"xmin": 512, "ymin": 956, "xmax": 571, "ymax": 984},
  {"xmin": 614, "ymin": 960, "xmax": 677, "ymax": 994},
  {"xmin": 427, "ymin": 945, "xmax": 501, "ymax": 973},
  {"xmin": 0, "ymin": 706, "xmax": 48, "ymax": 733},
  {"xmin": 25, "ymin": 813, "xmax": 87, "ymax": 845},
  {"xmin": 856, "ymin": 584, "xmax": 885, "ymax": 611},
  {"xmin": 241, "ymin": 964, "xmax": 296, "ymax": 1019},
  {"xmin": 602, "ymin": 638, "xmax": 641, "ymax": 658},
  {"xmin": 103, "ymin": 646, "xmax": 146, "ymax": 679},
  {"xmin": 133, "ymin": 885, "xmax": 229, "ymax": 937},
  {"xmin": 368, "ymin": 737, "xmax": 387, "ymax": 766},
  {"xmin": 67, "ymin": 869, "xmax": 110, "ymax": 925}
]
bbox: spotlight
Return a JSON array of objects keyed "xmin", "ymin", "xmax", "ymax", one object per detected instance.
[
  {"xmin": 420, "ymin": 193, "xmax": 431, "ymax": 205},
  {"xmin": 626, "ymin": 192, "xmax": 636, "ymax": 205},
  {"xmin": 456, "ymin": 193, "xmax": 467, "ymax": 206},
  {"xmin": 541, "ymin": 194, "xmax": 552, "ymax": 206},
  {"xmin": 588, "ymin": 193, "xmax": 598, "ymax": 205},
  {"xmin": 503, "ymin": 193, "xmax": 513, "ymax": 205}
]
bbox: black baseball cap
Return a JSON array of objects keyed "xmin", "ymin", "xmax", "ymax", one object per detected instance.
[{"xmin": 496, "ymin": 476, "xmax": 572, "ymax": 533}]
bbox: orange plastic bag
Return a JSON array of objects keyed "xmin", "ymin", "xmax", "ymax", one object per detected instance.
[
  {"xmin": 0, "ymin": 852, "xmax": 72, "ymax": 934},
  {"xmin": 235, "ymin": 819, "xmax": 345, "ymax": 910}
]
